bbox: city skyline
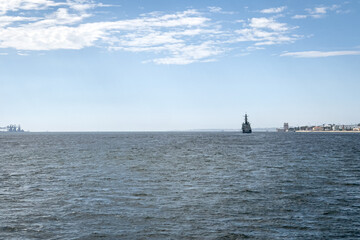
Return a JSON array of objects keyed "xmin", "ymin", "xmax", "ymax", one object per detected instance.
[{"xmin": 1, "ymin": 0, "xmax": 360, "ymax": 131}]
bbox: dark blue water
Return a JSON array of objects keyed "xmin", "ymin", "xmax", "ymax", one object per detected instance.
[{"xmin": 0, "ymin": 132, "xmax": 359, "ymax": 239}]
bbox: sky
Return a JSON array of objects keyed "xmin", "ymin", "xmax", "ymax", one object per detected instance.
[{"xmin": 0, "ymin": 0, "xmax": 360, "ymax": 131}]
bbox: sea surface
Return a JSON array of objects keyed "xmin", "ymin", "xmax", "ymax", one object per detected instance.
[{"xmin": 0, "ymin": 132, "xmax": 359, "ymax": 239}]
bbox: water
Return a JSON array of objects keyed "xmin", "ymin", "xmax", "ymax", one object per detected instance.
[{"xmin": 0, "ymin": 132, "xmax": 359, "ymax": 239}]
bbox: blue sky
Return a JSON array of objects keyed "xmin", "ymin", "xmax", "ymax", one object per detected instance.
[{"xmin": 0, "ymin": 0, "xmax": 359, "ymax": 131}]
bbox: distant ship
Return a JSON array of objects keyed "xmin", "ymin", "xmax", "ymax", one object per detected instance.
[{"xmin": 242, "ymin": 114, "xmax": 252, "ymax": 133}]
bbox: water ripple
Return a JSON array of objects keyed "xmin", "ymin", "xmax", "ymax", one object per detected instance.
[{"xmin": 0, "ymin": 132, "xmax": 359, "ymax": 239}]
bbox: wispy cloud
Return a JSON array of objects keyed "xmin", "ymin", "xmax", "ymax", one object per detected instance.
[
  {"xmin": 150, "ymin": 41, "xmax": 223, "ymax": 65},
  {"xmin": 249, "ymin": 17, "xmax": 288, "ymax": 31},
  {"xmin": 0, "ymin": 0, "xmax": 104, "ymax": 14},
  {"xmin": 207, "ymin": 6, "xmax": 234, "ymax": 15},
  {"xmin": 292, "ymin": 15, "xmax": 307, "ymax": 19},
  {"xmin": 0, "ymin": 0, "xmax": 68, "ymax": 16},
  {"xmin": 260, "ymin": 6, "xmax": 286, "ymax": 14},
  {"xmin": 208, "ymin": 6, "xmax": 222, "ymax": 13},
  {"xmin": 292, "ymin": 4, "xmax": 341, "ymax": 19},
  {"xmin": 281, "ymin": 50, "xmax": 360, "ymax": 58},
  {"xmin": 0, "ymin": 1, "xmax": 344, "ymax": 64},
  {"xmin": 233, "ymin": 17, "xmax": 299, "ymax": 46},
  {"xmin": 0, "ymin": 3, "xmax": 224, "ymax": 64},
  {"xmin": 17, "ymin": 51, "xmax": 29, "ymax": 56},
  {"xmin": 0, "ymin": 15, "xmax": 39, "ymax": 27}
]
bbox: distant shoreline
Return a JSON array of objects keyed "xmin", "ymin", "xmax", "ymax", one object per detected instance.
[
  {"xmin": 1, "ymin": 130, "xmax": 359, "ymax": 133},
  {"xmin": 295, "ymin": 130, "xmax": 360, "ymax": 133}
]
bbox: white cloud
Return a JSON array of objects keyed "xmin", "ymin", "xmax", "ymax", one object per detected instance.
[
  {"xmin": 280, "ymin": 50, "xmax": 360, "ymax": 58},
  {"xmin": 17, "ymin": 52, "xmax": 29, "ymax": 56},
  {"xmin": 67, "ymin": 0, "xmax": 106, "ymax": 12},
  {"xmin": 0, "ymin": 15, "xmax": 39, "ymax": 27},
  {"xmin": 260, "ymin": 6, "xmax": 286, "ymax": 14},
  {"xmin": 249, "ymin": 17, "xmax": 288, "ymax": 31},
  {"xmin": 293, "ymin": 4, "xmax": 341, "ymax": 19},
  {"xmin": 137, "ymin": 43, "xmax": 217, "ymax": 65},
  {"xmin": 208, "ymin": 6, "xmax": 222, "ymax": 13},
  {"xmin": 312, "ymin": 7, "xmax": 327, "ymax": 14},
  {"xmin": 0, "ymin": 0, "xmax": 105, "ymax": 15},
  {"xmin": 30, "ymin": 8, "xmax": 91, "ymax": 27},
  {"xmin": 232, "ymin": 17, "xmax": 298, "ymax": 46},
  {"xmin": 0, "ymin": 26, "xmax": 97, "ymax": 50},
  {"xmin": 246, "ymin": 46, "xmax": 264, "ymax": 51},
  {"xmin": 0, "ymin": 0, "xmax": 65, "ymax": 14},
  {"xmin": 292, "ymin": 15, "xmax": 307, "ymax": 19},
  {"xmin": 207, "ymin": 6, "xmax": 234, "ymax": 15},
  {"xmin": 0, "ymin": 8, "xmax": 210, "ymax": 50},
  {"xmin": 152, "ymin": 41, "xmax": 223, "ymax": 65},
  {"xmin": 0, "ymin": 1, "xmax": 304, "ymax": 64},
  {"xmin": 0, "ymin": 4, "xmax": 224, "ymax": 64}
]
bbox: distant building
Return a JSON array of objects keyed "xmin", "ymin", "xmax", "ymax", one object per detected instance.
[
  {"xmin": 284, "ymin": 123, "xmax": 289, "ymax": 131},
  {"xmin": 4, "ymin": 124, "xmax": 24, "ymax": 132},
  {"xmin": 277, "ymin": 122, "xmax": 360, "ymax": 133},
  {"xmin": 277, "ymin": 122, "xmax": 289, "ymax": 132},
  {"xmin": 323, "ymin": 124, "xmax": 333, "ymax": 131},
  {"xmin": 288, "ymin": 127, "xmax": 296, "ymax": 132},
  {"xmin": 313, "ymin": 126, "xmax": 323, "ymax": 131}
]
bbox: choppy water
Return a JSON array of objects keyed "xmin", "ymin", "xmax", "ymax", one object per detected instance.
[{"xmin": 0, "ymin": 132, "xmax": 359, "ymax": 239}]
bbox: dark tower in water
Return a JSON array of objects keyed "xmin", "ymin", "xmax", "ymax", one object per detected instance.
[{"xmin": 242, "ymin": 114, "xmax": 252, "ymax": 133}]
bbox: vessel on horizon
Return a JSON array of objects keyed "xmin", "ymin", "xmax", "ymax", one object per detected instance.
[{"xmin": 242, "ymin": 114, "xmax": 252, "ymax": 133}]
